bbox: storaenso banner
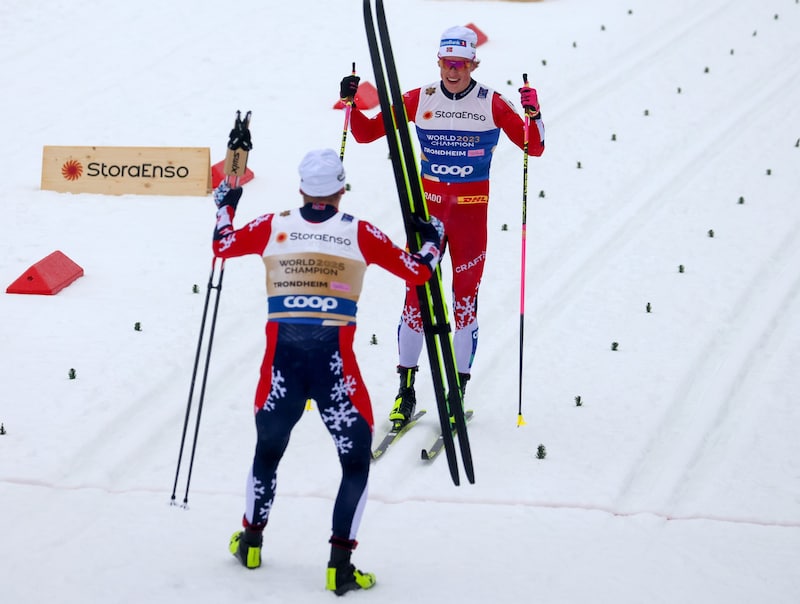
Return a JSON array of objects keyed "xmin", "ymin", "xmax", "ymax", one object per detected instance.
[{"xmin": 41, "ymin": 145, "xmax": 211, "ymax": 196}]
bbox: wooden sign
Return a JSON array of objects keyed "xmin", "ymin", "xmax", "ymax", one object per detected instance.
[{"xmin": 41, "ymin": 146, "xmax": 211, "ymax": 196}]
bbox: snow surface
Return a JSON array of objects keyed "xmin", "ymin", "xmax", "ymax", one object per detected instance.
[{"xmin": 2, "ymin": 0, "xmax": 799, "ymax": 601}]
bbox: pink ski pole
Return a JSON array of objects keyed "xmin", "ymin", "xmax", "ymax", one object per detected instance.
[{"xmin": 518, "ymin": 74, "xmax": 531, "ymax": 427}]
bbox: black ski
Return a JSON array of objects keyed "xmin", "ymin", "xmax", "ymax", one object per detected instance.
[
  {"xmin": 371, "ymin": 410, "xmax": 426, "ymax": 461},
  {"xmin": 421, "ymin": 411, "xmax": 474, "ymax": 461},
  {"xmin": 363, "ymin": 0, "xmax": 474, "ymax": 485}
]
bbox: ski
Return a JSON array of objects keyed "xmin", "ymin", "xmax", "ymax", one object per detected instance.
[
  {"xmin": 363, "ymin": 0, "xmax": 474, "ymax": 486},
  {"xmin": 371, "ymin": 410, "xmax": 427, "ymax": 461},
  {"xmin": 421, "ymin": 411, "xmax": 474, "ymax": 462}
]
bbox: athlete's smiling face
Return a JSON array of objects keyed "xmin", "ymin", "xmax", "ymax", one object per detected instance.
[{"xmin": 438, "ymin": 57, "xmax": 477, "ymax": 94}]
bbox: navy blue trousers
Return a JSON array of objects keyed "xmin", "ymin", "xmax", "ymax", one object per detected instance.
[{"xmin": 243, "ymin": 322, "xmax": 373, "ymax": 543}]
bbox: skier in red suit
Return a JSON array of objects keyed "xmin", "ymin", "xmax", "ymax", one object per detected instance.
[
  {"xmin": 215, "ymin": 148, "xmax": 443, "ymax": 595},
  {"xmin": 339, "ymin": 25, "xmax": 545, "ymax": 423}
]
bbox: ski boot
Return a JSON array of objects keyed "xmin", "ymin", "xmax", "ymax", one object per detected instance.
[
  {"xmin": 229, "ymin": 526, "xmax": 263, "ymax": 569},
  {"xmin": 448, "ymin": 372, "xmax": 470, "ymax": 427},
  {"xmin": 326, "ymin": 536, "xmax": 376, "ymax": 596},
  {"xmin": 389, "ymin": 365, "xmax": 418, "ymax": 429}
]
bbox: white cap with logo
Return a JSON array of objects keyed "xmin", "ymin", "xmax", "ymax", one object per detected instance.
[
  {"xmin": 298, "ymin": 149, "xmax": 346, "ymax": 197},
  {"xmin": 438, "ymin": 25, "xmax": 478, "ymax": 61}
]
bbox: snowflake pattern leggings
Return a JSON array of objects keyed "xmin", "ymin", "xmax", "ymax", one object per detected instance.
[
  {"xmin": 243, "ymin": 322, "xmax": 373, "ymax": 542},
  {"xmin": 398, "ymin": 186, "xmax": 488, "ymax": 373}
]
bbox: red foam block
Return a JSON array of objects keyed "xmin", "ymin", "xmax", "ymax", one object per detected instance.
[
  {"xmin": 6, "ymin": 250, "xmax": 84, "ymax": 295},
  {"xmin": 333, "ymin": 81, "xmax": 380, "ymax": 110},
  {"xmin": 211, "ymin": 161, "xmax": 255, "ymax": 189},
  {"xmin": 465, "ymin": 23, "xmax": 489, "ymax": 47}
]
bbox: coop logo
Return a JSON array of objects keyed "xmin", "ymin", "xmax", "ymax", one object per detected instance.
[
  {"xmin": 430, "ymin": 164, "xmax": 474, "ymax": 178},
  {"xmin": 61, "ymin": 160, "xmax": 83, "ymax": 181},
  {"xmin": 284, "ymin": 295, "xmax": 338, "ymax": 312}
]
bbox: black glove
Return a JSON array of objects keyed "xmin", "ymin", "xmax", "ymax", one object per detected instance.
[
  {"xmin": 228, "ymin": 126, "xmax": 252, "ymax": 151},
  {"xmin": 411, "ymin": 215, "xmax": 444, "ymax": 273},
  {"xmin": 228, "ymin": 111, "xmax": 253, "ymax": 151},
  {"xmin": 413, "ymin": 214, "xmax": 444, "ymax": 249},
  {"xmin": 340, "ymin": 75, "xmax": 361, "ymax": 101}
]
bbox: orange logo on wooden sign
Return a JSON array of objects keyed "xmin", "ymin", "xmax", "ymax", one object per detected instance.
[{"xmin": 61, "ymin": 159, "xmax": 83, "ymax": 181}]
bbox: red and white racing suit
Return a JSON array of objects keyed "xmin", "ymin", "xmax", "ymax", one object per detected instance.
[
  {"xmin": 350, "ymin": 79, "xmax": 545, "ymax": 374},
  {"xmin": 213, "ymin": 202, "xmax": 434, "ymax": 543}
]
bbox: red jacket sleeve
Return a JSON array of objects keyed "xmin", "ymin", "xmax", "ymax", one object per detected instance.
[
  {"xmin": 212, "ymin": 212, "xmax": 273, "ymax": 258},
  {"xmin": 357, "ymin": 219, "xmax": 432, "ymax": 285},
  {"xmin": 492, "ymin": 92, "xmax": 545, "ymax": 157},
  {"xmin": 350, "ymin": 89, "xmax": 422, "ymax": 143}
]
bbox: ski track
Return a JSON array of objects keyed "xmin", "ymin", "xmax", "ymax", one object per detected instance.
[
  {"xmin": 475, "ymin": 0, "xmax": 800, "ymax": 518},
  {"xmin": 608, "ymin": 59, "xmax": 800, "ymax": 514},
  {"xmin": 543, "ymin": 0, "xmax": 736, "ymax": 127},
  {"xmin": 526, "ymin": 11, "xmax": 800, "ymax": 330},
  {"xmin": 614, "ymin": 217, "xmax": 800, "ymax": 514}
]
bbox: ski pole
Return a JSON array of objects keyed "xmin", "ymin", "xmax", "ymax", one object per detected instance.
[
  {"xmin": 517, "ymin": 74, "xmax": 531, "ymax": 428},
  {"xmin": 170, "ymin": 111, "xmax": 251, "ymax": 507},
  {"xmin": 340, "ymin": 62, "xmax": 356, "ymax": 160},
  {"xmin": 170, "ymin": 255, "xmax": 226, "ymax": 508},
  {"xmin": 170, "ymin": 256, "xmax": 221, "ymax": 506}
]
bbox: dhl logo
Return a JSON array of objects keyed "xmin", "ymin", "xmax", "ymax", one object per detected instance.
[{"xmin": 457, "ymin": 195, "xmax": 488, "ymax": 205}]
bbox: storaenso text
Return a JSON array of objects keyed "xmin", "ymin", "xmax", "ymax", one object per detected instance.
[{"xmin": 86, "ymin": 162, "xmax": 190, "ymax": 178}]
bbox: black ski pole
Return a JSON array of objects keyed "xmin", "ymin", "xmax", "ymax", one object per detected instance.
[
  {"xmin": 178, "ymin": 257, "xmax": 225, "ymax": 507},
  {"xmin": 340, "ymin": 62, "xmax": 356, "ymax": 160},
  {"xmin": 170, "ymin": 257, "xmax": 220, "ymax": 506},
  {"xmin": 170, "ymin": 111, "xmax": 252, "ymax": 508}
]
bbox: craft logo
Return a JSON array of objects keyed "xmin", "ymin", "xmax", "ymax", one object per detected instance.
[{"xmin": 61, "ymin": 160, "xmax": 83, "ymax": 181}]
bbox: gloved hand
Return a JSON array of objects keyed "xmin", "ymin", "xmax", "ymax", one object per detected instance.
[
  {"xmin": 519, "ymin": 86, "xmax": 540, "ymax": 117},
  {"xmin": 411, "ymin": 215, "xmax": 444, "ymax": 274},
  {"xmin": 213, "ymin": 180, "xmax": 243, "ymax": 211},
  {"xmin": 340, "ymin": 75, "xmax": 361, "ymax": 102}
]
